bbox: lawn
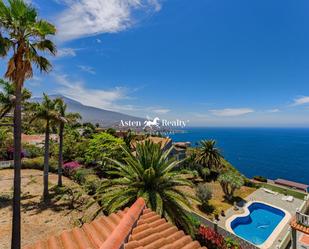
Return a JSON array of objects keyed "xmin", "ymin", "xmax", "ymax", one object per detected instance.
[
  {"xmin": 181, "ymin": 181, "xmax": 256, "ymax": 218},
  {"xmin": 258, "ymin": 182, "xmax": 307, "ymax": 200}
]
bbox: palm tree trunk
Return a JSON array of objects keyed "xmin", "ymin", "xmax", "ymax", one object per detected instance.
[
  {"xmin": 43, "ymin": 120, "xmax": 50, "ymax": 202},
  {"xmin": 11, "ymin": 84, "xmax": 22, "ymax": 249},
  {"xmin": 58, "ymin": 123, "xmax": 64, "ymax": 187}
]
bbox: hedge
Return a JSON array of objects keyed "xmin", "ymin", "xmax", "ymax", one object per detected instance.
[{"xmin": 21, "ymin": 157, "xmax": 58, "ymax": 173}]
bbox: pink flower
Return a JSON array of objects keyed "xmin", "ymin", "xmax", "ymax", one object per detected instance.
[{"xmin": 63, "ymin": 161, "xmax": 81, "ymax": 169}]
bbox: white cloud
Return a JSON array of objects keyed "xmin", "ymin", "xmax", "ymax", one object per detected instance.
[
  {"xmin": 96, "ymin": 39, "xmax": 102, "ymax": 43},
  {"xmin": 56, "ymin": 0, "xmax": 162, "ymax": 42},
  {"xmin": 152, "ymin": 108, "xmax": 170, "ymax": 114},
  {"xmin": 57, "ymin": 48, "xmax": 77, "ymax": 57},
  {"xmin": 266, "ymin": 108, "xmax": 280, "ymax": 113},
  {"xmin": 78, "ymin": 65, "xmax": 96, "ymax": 75},
  {"xmin": 292, "ymin": 96, "xmax": 309, "ymax": 106},
  {"xmin": 210, "ymin": 108, "xmax": 254, "ymax": 117},
  {"xmin": 26, "ymin": 76, "xmax": 42, "ymax": 87},
  {"xmin": 53, "ymin": 73, "xmax": 134, "ymax": 111}
]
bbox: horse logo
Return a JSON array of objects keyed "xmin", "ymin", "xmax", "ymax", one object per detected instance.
[{"xmin": 144, "ymin": 117, "xmax": 160, "ymax": 129}]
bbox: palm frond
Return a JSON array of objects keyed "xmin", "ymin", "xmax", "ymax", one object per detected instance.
[{"xmin": 98, "ymin": 140, "xmax": 196, "ymax": 234}]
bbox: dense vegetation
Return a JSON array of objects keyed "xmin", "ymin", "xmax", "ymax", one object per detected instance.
[{"xmin": 0, "ymin": 1, "xmax": 256, "ymax": 248}]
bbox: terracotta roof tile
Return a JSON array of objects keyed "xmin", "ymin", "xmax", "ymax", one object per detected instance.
[
  {"xmin": 125, "ymin": 208, "xmax": 206, "ymax": 249},
  {"xmin": 23, "ymin": 199, "xmax": 207, "ymax": 249}
]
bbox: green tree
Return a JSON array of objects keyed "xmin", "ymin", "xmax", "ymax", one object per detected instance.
[
  {"xmin": 218, "ymin": 171, "xmax": 244, "ymax": 201},
  {"xmin": 60, "ymin": 127, "xmax": 87, "ymax": 162},
  {"xmin": 123, "ymin": 129, "xmax": 134, "ymax": 149},
  {"xmin": 0, "ymin": 79, "xmax": 31, "ymax": 118},
  {"xmin": 0, "ymin": 126, "xmax": 13, "ymax": 158},
  {"xmin": 0, "ymin": 1, "xmax": 56, "ymax": 247},
  {"xmin": 85, "ymin": 132, "xmax": 125, "ymax": 166},
  {"xmin": 30, "ymin": 94, "xmax": 59, "ymax": 201},
  {"xmin": 196, "ymin": 183, "xmax": 212, "ymax": 211},
  {"xmin": 98, "ymin": 141, "xmax": 196, "ymax": 235},
  {"xmin": 55, "ymin": 98, "xmax": 81, "ymax": 187},
  {"xmin": 195, "ymin": 140, "xmax": 223, "ymax": 179}
]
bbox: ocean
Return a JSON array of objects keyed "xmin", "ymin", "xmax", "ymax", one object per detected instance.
[{"xmin": 170, "ymin": 127, "xmax": 309, "ymax": 185}]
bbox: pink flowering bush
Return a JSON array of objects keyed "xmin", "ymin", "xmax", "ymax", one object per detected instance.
[{"xmin": 63, "ymin": 161, "xmax": 81, "ymax": 176}]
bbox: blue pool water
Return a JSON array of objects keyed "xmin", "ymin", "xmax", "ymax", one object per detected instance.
[{"xmin": 231, "ymin": 202, "xmax": 285, "ymax": 245}]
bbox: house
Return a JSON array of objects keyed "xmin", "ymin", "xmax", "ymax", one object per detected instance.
[
  {"xmin": 22, "ymin": 134, "xmax": 59, "ymax": 147},
  {"xmin": 171, "ymin": 142, "xmax": 191, "ymax": 161},
  {"xmin": 290, "ymin": 195, "xmax": 309, "ymax": 249},
  {"xmin": 23, "ymin": 198, "xmax": 207, "ymax": 249}
]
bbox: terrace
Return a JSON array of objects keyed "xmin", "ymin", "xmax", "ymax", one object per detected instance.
[
  {"xmin": 290, "ymin": 195, "xmax": 309, "ymax": 249},
  {"xmin": 218, "ymin": 188, "xmax": 305, "ymax": 249}
]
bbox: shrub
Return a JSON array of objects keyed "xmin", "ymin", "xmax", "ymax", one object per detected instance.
[
  {"xmin": 196, "ymin": 183, "xmax": 212, "ymax": 212},
  {"xmin": 188, "ymin": 214, "xmax": 201, "ymax": 230},
  {"xmin": 225, "ymin": 237, "xmax": 242, "ymax": 249},
  {"xmin": 73, "ymin": 168, "xmax": 100, "ymax": 195},
  {"xmin": 83, "ymin": 174, "xmax": 101, "ymax": 195},
  {"xmin": 197, "ymin": 226, "xmax": 242, "ymax": 249},
  {"xmin": 197, "ymin": 226, "xmax": 225, "ymax": 249},
  {"xmin": 84, "ymin": 132, "xmax": 125, "ymax": 166},
  {"xmin": 63, "ymin": 161, "xmax": 81, "ymax": 176},
  {"xmin": 21, "ymin": 157, "xmax": 58, "ymax": 173},
  {"xmin": 243, "ymin": 178, "xmax": 258, "ymax": 188},
  {"xmin": 253, "ymin": 175, "xmax": 267, "ymax": 182},
  {"xmin": 73, "ymin": 168, "xmax": 93, "ymax": 184},
  {"xmin": 23, "ymin": 144, "xmax": 43, "ymax": 158}
]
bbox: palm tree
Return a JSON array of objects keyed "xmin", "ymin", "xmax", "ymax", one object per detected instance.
[
  {"xmin": 0, "ymin": 1, "xmax": 56, "ymax": 247},
  {"xmin": 31, "ymin": 94, "xmax": 59, "ymax": 201},
  {"xmin": 98, "ymin": 141, "xmax": 196, "ymax": 235},
  {"xmin": 55, "ymin": 98, "xmax": 81, "ymax": 187},
  {"xmin": 0, "ymin": 79, "xmax": 31, "ymax": 118},
  {"xmin": 195, "ymin": 140, "xmax": 223, "ymax": 174}
]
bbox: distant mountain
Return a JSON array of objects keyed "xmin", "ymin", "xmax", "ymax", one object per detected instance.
[{"xmin": 31, "ymin": 95, "xmax": 145, "ymax": 128}]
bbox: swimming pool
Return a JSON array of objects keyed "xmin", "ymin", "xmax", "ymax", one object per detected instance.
[{"xmin": 227, "ymin": 202, "xmax": 290, "ymax": 248}]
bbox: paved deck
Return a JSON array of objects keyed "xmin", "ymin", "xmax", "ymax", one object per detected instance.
[
  {"xmin": 296, "ymin": 231, "xmax": 309, "ymax": 249},
  {"xmin": 217, "ymin": 188, "xmax": 305, "ymax": 249}
]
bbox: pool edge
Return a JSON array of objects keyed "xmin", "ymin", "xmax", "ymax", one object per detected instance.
[{"xmin": 225, "ymin": 201, "xmax": 291, "ymax": 249}]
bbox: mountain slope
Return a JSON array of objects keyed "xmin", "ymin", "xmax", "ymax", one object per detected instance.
[{"xmin": 31, "ymin": 95, "xmax": 144, "ymax": 128}]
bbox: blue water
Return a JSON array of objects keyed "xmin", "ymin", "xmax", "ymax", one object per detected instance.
[
  {"xmin": 170, "ymin": 127, "xmax": 309, "ymax": 185},
  {"xmin": 231, "ymin": 202, "xmax": 285, "ymax": 245}
]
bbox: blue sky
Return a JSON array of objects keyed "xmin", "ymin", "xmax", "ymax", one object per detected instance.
[{"xmin": 2, "ymin": 0, "xmax": 309, "ymax": 127}]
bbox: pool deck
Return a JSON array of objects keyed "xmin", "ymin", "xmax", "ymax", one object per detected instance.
[{"xmin": 217, "ymin": 188, "xmax": 304, "ymax": 249}]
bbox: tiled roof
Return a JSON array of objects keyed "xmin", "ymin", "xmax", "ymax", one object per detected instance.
[
  {"xmin": 22, "ymin": 134, "xmax": 59, "ymax": 144},
  {"xmin": 23, "ymin": 198, "xmax": 206, "ymax": 249},
  {"xmin": 125, "ymin": 208, "xmax": 206, "ymax": 249},
  {"xmin": 274, "ymin": 178, "xmax": 309, "ymax": 192}
]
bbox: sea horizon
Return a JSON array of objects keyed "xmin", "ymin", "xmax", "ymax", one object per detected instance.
[{"xmin": 170, "ymin": 127, "xmax": 309, "ymax": 186}]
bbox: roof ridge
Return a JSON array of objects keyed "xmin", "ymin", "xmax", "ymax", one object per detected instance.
[{"xmin": 99, "ymin": 198, "xmax": 146, "ymax": 249}]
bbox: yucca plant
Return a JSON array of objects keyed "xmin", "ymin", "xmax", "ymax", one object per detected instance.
[{"xmin": 95, "ymin": 141, "xmax": 197, "ymax": 235}]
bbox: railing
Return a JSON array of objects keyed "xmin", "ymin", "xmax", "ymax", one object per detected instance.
[{"xmin": 296, "ymin": 211, "xmax": 309, "ymax": 227}]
